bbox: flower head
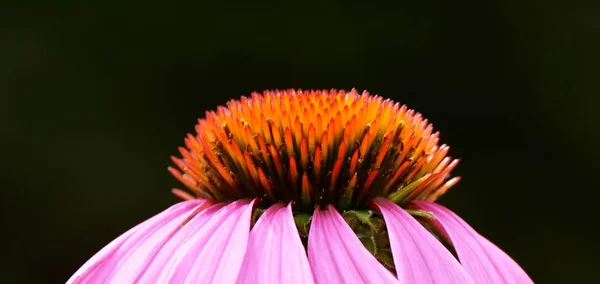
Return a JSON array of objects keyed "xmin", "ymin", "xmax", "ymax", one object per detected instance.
[{"xmin": 69, "ymin": 89, "xmax": 533, "ymax": 283}]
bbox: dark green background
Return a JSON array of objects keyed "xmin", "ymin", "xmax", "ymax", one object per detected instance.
[{"xmin": 2, "ymin": 1, "xmax": 598, "ymax": 283}]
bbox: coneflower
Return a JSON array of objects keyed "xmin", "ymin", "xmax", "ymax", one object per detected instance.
[{"xmin": 69, "ymin": 89, "xmax": 532, "ymax": 283}]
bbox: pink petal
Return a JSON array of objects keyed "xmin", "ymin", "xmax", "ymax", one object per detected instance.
[
  {"xmin": 68, "ymin": 199, "xmax": 205, "ymax": 284},
  {"xmin": 135, "ymin": 202, "xmax": 226, "ymax": 282},
  {"xmin": 308, "ymin": 205, "xmax": 397, "ymax": 284},
  {"xmin": 373, "ymin": 198, "xmax": 474, "ymax": 283},
  {"xmin": 238, "ymin": 203, "xmax": 314, "ymax": 284},
  {"xmin": 412, "ymin": 201, "xmax": 533, "ymax": 284},
  {"xmin": 154, "ymin": 199, "xmax": 255, "ymax": 283}
]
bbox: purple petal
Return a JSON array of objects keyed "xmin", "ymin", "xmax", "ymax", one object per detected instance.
[
  {"xmin": 412, "ymin": 201, "xmax": 533, "ymax": 284},
  {"xmin": 238, "ymin": 203, "xmax": 314, "ymax": 284},
  {"xmin": 373, "ymin": 198, "xmax": 474, "ymax": 283},
  {"xmin": 308, "ymin": 205, "xmax": 397, "ymax": 284},
  {"xmin": 68, "ymin": 199, "xmax": 205, "ymax": 283},
  {"xmin": 154, "ymin": 199, "xmax": 255, "ymax": 283}
]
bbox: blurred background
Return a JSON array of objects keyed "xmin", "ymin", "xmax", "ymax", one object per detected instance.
[{"xmin": 2, "ymin": 1, "xmax": 599, "ymax": 283}]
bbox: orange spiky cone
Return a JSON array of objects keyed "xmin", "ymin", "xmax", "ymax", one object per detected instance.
[{"xmin": 169, "ymin": 89, "xmax": 459, "ymax": 211}]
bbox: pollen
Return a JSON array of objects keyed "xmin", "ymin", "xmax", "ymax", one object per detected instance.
[{"xmin": 169, "ymin": 89, "xmax": 460, "ymax": 211}]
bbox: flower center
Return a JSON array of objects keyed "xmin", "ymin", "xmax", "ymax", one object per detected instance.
[{"xmin": 169, "ymin": 89, "xmax": 459, "ymax": 213}]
